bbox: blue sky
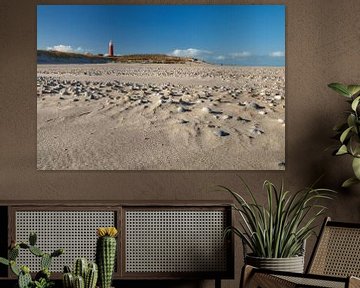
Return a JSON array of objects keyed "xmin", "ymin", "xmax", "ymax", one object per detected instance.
[{"xmin": 37, "ymin": 5, "xmax": 285, "ymax": 66}]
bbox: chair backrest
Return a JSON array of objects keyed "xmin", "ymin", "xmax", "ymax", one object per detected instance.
[{"xmin": 307, "ymin": 217, "xmax": 360, "ymax": 277}]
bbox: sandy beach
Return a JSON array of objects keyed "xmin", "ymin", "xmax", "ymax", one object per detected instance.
[{"xmin": 37, "ymin": 63, "xmax": 285, "ymax": 170}]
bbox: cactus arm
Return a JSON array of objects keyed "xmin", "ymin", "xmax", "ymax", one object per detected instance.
[
  {"xmin": 73, "ymin": 275, "xmax": 85, "ymax": 288},
  {"xmin": 63, "ymin": 265, "xmax": 72, "ymax": 273},
  {"xmin": 63, "ymin": 272, "xmax": 74, "ymax": 288},
  {"xmin": 50, "ymin": 248, "xmax": 64, "ymax": 258},
  {"xmin": 29, "ymin": 246, "xmax": 45, "ymax": 257},
  {"xmin": 29, "ymin": 233, "xmax": 37, "ymax": 246},
  {"xmin": 18, "ymin": 271, "xmax": 32, "ymax": 288},
  {"xmin": 74, "ymin": 258, "xmax": 88, "ymax": 280},
  {"xmin": 85, "ymin": 262, "xmax": 98, "ymax": 288},
  {"xmin": 88, "ymin": 262, "xmax": 97, "ymax": 270},
  {"xmin": 9, "ymin": 246, "xmax": 19, "ymax": 260},
  {"xmin": 41, "ymin": 253, "xmax": 52, "ymax": 270},
  {"xmin": 10, "ymin": 260, "xmax": 20, "ymax": 276}
]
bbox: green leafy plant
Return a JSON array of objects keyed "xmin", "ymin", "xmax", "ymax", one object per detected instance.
[
  {"xmin": 221, "ymin": 179, "xmax": 334, "ymax": 258},
  {"xmin": 0, "ymin": 232, "xmax": 63, "ymax": 288},
  {"xmin": 32, "ymin": 278, "xmax": 54, "ymax": 288},
  {"xmin": 328, "ymin": 83, "xmax": 360, "ymax": 187}
]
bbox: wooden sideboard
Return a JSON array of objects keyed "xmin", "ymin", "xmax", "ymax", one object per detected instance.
[{"xmin": 0, "ymin": 201, "xmax": 234, "ymax": 288}]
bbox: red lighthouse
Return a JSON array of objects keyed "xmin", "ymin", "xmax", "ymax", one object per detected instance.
[{"xmin": 108, "ymin": 40, "xmax": 114, "ymax": 57}]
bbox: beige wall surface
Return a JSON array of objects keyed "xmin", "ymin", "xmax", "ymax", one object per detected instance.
[{"xmin": 1, "ymin": 0, "xmax": 360, "ymax": 287}]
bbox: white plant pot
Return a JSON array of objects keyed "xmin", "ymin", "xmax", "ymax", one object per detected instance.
[{"xmin": 245, "ymin": 254, "xmax": 305, "ymax": 273}]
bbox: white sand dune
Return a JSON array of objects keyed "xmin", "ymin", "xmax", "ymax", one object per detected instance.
[{"xmin": 37, "ymin": 63, "xmax": 285, "ymax": 170}]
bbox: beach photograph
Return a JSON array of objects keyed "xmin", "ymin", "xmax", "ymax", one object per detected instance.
[{"xmin": 37, "ymin": 5, "xmax": 285, "ymax": 170}]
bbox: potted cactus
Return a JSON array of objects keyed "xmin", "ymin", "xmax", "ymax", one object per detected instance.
[
  {"xmin": 62, "ymin": 258, "xmax": 98, "ymax": 288},
  {"xmin": 0, "ymin": 232, "xmax": 63, "ymax": 288},
  {"xmin": 96, "ymin": 227, "xmax": 118, "ymax": 288}
]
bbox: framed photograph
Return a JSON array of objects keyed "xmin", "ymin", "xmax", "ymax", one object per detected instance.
[{"xmin": 37, "ymin": 5, "xmax": 285, "ymax": 170}]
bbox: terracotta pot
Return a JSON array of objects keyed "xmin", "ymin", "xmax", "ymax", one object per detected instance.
[{"xmin": 245, "ymin": 254, "xmax": 305, "ymax": 273}]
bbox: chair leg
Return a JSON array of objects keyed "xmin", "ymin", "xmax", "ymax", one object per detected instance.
[
  {"xmin": 215, "ymin": 278, "xmax": 221, "ymax": 288},
  {"xmin": 240, "ymin": 265, "xmax": 255, "ymax": 288}
]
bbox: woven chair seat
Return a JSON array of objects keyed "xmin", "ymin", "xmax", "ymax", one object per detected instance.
[
  {"xmin": 277, "ymin": 275, "xmax": 346, "ymax": 288},
  {"xmin": 241, "ymin": 218, "xmax": 360, "ymax": 288}
]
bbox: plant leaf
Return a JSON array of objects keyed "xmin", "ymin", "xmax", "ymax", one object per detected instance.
[
  {"xmin": 349, "ymin": 135, "xmax": 360, "ymax": 157},
  {"xmin": 0, "ymin": 257, "xmax": 9, "ymax": 266},
  {"xmin": 328, "ymin": 83, "xmax": 350, "ymax": 97},
  {"xmin": 347, "ymin": 85, "xmax": 360, "ymax": 97},
  {"xmin": 347, "ymin": 114, "xmax": 356, "ymax": 128},
  {"xmin": 342, "ymin": 177, "xmax": 360, "ymax": 188},
  {"xmin": 352, "ymin": 157, "xmax": 360, "ymax": 179},
  {"xmin": 351, "ymin": 96, "xmax": 360, "ymax": 111},
  {"xmin": 336, "ymin": 145, "xmax": 348, "ymax": 155},
  {"xmin": 340, "ymin": 127, "xmax": 353, "ymax": 143}
]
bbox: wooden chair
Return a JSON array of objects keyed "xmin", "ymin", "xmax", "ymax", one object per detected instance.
[{"xmin": 241, "ymin": 217, "xmax": 360, "ymax": 288}]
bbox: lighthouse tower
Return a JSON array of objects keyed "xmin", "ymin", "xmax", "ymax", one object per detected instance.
[{"xmin": 108, "ymin": 40, "xmax": 114, "ymax": 57}]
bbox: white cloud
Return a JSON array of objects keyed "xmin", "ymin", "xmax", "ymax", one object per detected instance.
[
  {"xmin": 215, "ymin": 55, "xmax": 226, "ymax": 60},
  {"xmin": 170, "ymin": 48, "xmax": 212, "ymax": 58},
  {"xmin": 230, "ymin": 51, "xmax": 252, "ymax": 58},
  {"xmin": 46, "ymin": 44, "xmax": 84, "ymax": 53},
  {"xmin": 269, "ymin": 51, "xmax": 285, "ymax": 57}
]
